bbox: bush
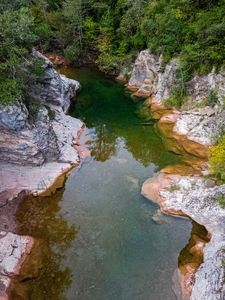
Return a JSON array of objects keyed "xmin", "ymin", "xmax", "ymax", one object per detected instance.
[
  {"xmin": 0, "ymin": 77, "xmax": 22, "ymax": 105},
  {"xmin": 205, "ymin": 90, "xmax": 218, "ymax": 106},
  {"xmin": 216, "ymin": 194, "xmax": 225, "ymax": 208},
  {"xmin": 27, "ymin": 99, "xmax": 41, "ymax": 120},
  {"xmin": 209, "ymin": 134, "xmax": 225, "ymax": 178}
]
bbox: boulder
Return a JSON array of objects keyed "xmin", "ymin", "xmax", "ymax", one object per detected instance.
[
  {"xmin": 0, "ymin": 103, "xmax": 28, "ymax": 131},
  {"xmin": 0, "ymin": 51, "xmax": 82, "ymax": 166},
  {"xmin": 32, "ymin": 49, "xmax": 80, "ymax": 112}
]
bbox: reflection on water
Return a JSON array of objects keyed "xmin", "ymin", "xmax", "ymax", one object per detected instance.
[
  {"xmin": 15, "ymin": 68, "xmax": 194, "ymax": 300},
  {"xmin": 65, "ymin": 67, "xmax": 181, "ymax": 169},
  {"xmin": 16, "ymin": 190, "xmax": 77, "ymax": 299}
]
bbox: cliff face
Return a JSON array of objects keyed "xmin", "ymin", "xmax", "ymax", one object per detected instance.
[
  {"xmin": 127, "ymin": 50, "xmax": 225, "ymax": 300},
  {"xmin": 127, "ymin": 50, "xmax": 225, "ymax": 152},
  {"xmin": 127, "ymin": 49, "xmax": 225, "ymax": 105},
  {"xmin": 0, "ymin": 52, "xmax": 85, "ymax": 298},
  {"xmin": 0, "ymin": 50, "xmax": 81, "ymax": 166}
]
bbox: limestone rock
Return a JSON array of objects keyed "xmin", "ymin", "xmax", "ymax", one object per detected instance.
[
  {"xmin": 32, "ymin": 49, "xmax": 80, "ymax": 112},
  {"xmin": 0, "ymin": 106, "xmax": 60, "ymax": 165},
  {"xmin": 128, "ymin": 50, "xmax": 225, "ymax": 106},
  {"xmin": 127, "ymin": 50, "xmax": 161, "ymax": 97},
  {"xmin": 154, "ymin": 59, "xmax": 180, "ymax": 102},
  {"xmin": 160, "ymin": 177, "xmax": 225, "ymax": 300},
  {"xmin": 188, "ymin": 69, "xmax": 225, "ymax": 103},
  {"xmin": 0, "ymin": 103, "xmax": 28, "ymax": 131},
  {"xmin": 174, "ymin": 109, "xmax": 225, "ymax": 146},
  {"xmin": 0, "ymin": 232, "xmax": 34, "ymax": 277},
  {"xmin": 0, "ymin": 51, "xmax": 82, "ymax": 166},
  {"xmin": 142, "ymin": 173, "xmax": 225, "ymax": 300},
  {"xmin": 127, "ymin": 50, "xmax": 181, "ymax": 100}
]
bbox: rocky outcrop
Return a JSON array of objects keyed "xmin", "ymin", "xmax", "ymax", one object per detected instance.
[
  {"xmin": 0, "ymin": 103, "xmax": 29, "ymax": 131},
  {"xmin": 188, "ymin": 69, "xmax": 225, "ymax": 104},
  {"xmin": 0, "ymin": 232, "xmax": 34, "ymax": 299},
  {"xmin": 127, "ymin": 50, "xmax": 180, "ymax": 99},
  {"xmin": 0, "ymin": 51, "xmax": 81, "ymax": 166},
  {"xmin": 155, "ymin": 107, "xmax": 225, "ymax": 158},
  {"xmin": 142, "ymin": 173, "xmax": 225, "ymax": 300},
  {"xmin": 32, "ymin": 49, "xmax": 80, "ymax": 112},
  {"xmin": 0, "ymin": 51, "xmax": 86, "ymax": 299},
  {"xmin": 127, "ymin": 50, "xmax": 162, "ymax": 97},
  {"xmin": 174, "ymin": 108, "xmax": 225, "ymax": 146},
  {"xmin": 0, "ymin": 106, "xmax": 59, "ymax": 165},
  {"xmin": 129, "ymin": 50, "xmax": 225, "ymax": 299},
  {"xmin": 127, "ymin": 50, "xmax": 225, "ymax": 105}
]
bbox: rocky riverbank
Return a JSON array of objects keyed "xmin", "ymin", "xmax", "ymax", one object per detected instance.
[
  {"xmin": 0, "ymin": 51, "xmax": 86, "ymax": 299},
  {"xmin": 125, "ymin": 50, "xmax": 225, "ymax": 299}
]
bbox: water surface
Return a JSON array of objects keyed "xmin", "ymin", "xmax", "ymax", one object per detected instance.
[{"xmin": 16, "ymin": 68, "xmax": 192, "ymax": 300}]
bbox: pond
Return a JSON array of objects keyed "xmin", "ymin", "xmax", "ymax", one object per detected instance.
[{"xmin": 16, "ymin": 68, "xmax": 192, "ymax": 300}]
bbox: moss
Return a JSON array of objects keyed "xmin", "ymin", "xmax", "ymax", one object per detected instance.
[{"xmin": 216, "ymin": 194, "xmax": 225, "ymax": 208}]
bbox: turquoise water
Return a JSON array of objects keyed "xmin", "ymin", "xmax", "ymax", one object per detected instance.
[{"xmin": 16, "ymin": 68, "xmax": 191, "ymax": 300}]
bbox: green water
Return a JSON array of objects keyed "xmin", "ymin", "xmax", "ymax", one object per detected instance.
[{"xmin": 16, "ymin": 68, "xmax": 192, "ymax": 300}]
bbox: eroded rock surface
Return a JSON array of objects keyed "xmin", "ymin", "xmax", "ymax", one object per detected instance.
[
  {"xmin": 174, "ymin": 108, "xmax": 225, "ymax": 146},
  {"xmin": 127, "ymin": 50, "xmax": 180, "ymax": 99},
  {"xmin": 142, "ymin": 174, "xmax": 225, "ymax": 300},
  {"xmin": 0, "ymin": 51, "xmax": 85, "ymax": 298},
  {"xmin": 0, "ymin": 51, "xmax": 82, "ymax": 166},
  {"xmin": 32, "ymin": 49, "xmax": 80, "ymax": 112},
  {"xmin": 127, "ymin": 50, "xmax": 225, "ymax": 105},
  {"xmin": 0, "ymin": 232, "xmax": 34, "ymax": 299}
]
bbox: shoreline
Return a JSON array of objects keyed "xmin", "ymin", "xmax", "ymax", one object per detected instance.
[
  {"xmin": 0, "ymin": 53, "xmax": 224, "ymax": 299},
  {"xmin": 0, "ymin": 125, "xmax": 90, "ymax": 299},
  {"xmin": 139, "ymin": 100, "xmax": 225, "ymax": 299}
]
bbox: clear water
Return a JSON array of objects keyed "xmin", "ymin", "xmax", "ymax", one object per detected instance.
[{"xmin": 16, "ymin": 68, "xmax": 192, "ymax": 300}]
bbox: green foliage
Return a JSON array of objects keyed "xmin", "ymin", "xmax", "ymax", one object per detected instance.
[
  {"xmin": 27, "ymin": 99, "xmax": 41, "ymax": 120},
  {"xmin": 216, "ymin": 194, "xmax": 225, "ymax": 208},
  {"xmin": 2, "ymin": 0, "xmax": 225, "ymax": 105},
  {"xmin": 0, "ymin": 77, "xmax": 22, "ymax": 105},
  {"xmin": 44, "ymin": 105, "xmax": 56, "ymax": 120},
  {"xmin": 205, "ymin": 90, "xmax": 218, "ymax": 106},
  {"xmin": 167, "ymin": 183, "xmax": 180, "ymax": 192},
  {"xmin": 64, "ymin": 44, "xmax": 81, "ymax": 62},
  {"xmin": 209, "ymin": 134, "xmax": 225, "ymax": 178}
]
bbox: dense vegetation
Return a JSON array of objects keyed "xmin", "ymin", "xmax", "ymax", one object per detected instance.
[{"xmin": 1, "ymin": 0, "xmax": 225, "ymax": 104}]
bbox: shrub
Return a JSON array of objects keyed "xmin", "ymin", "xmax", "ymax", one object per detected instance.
[
  {"xmin": 209, "ymin": 134, "xmax": 225, "ymax": 178},
  {"xmin": 0, "ymin": 77, "xmax": 22, "ymax": 105},
  {"xmin": 216, "ymin": 194, "xmax": 225, "ymax": 208},
  {"xmin": 164, "ymin": 93, "xmax": 183, "ymax": 109},
  {"xmin": 27, "ymin": 99, "xmax": 41, "ymax": 120},
  {"xmin": 205, "ymin": 90, "xmax": 218, "ymax": 106},
  {"xmin": 167, "ymin": 183, "xmax": 180, "ymax": 192}
]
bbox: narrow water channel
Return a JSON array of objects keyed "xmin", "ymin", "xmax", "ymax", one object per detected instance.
[{"xmin": 16, "ymin": 68, "xmax": 192, "ymax": 300}]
